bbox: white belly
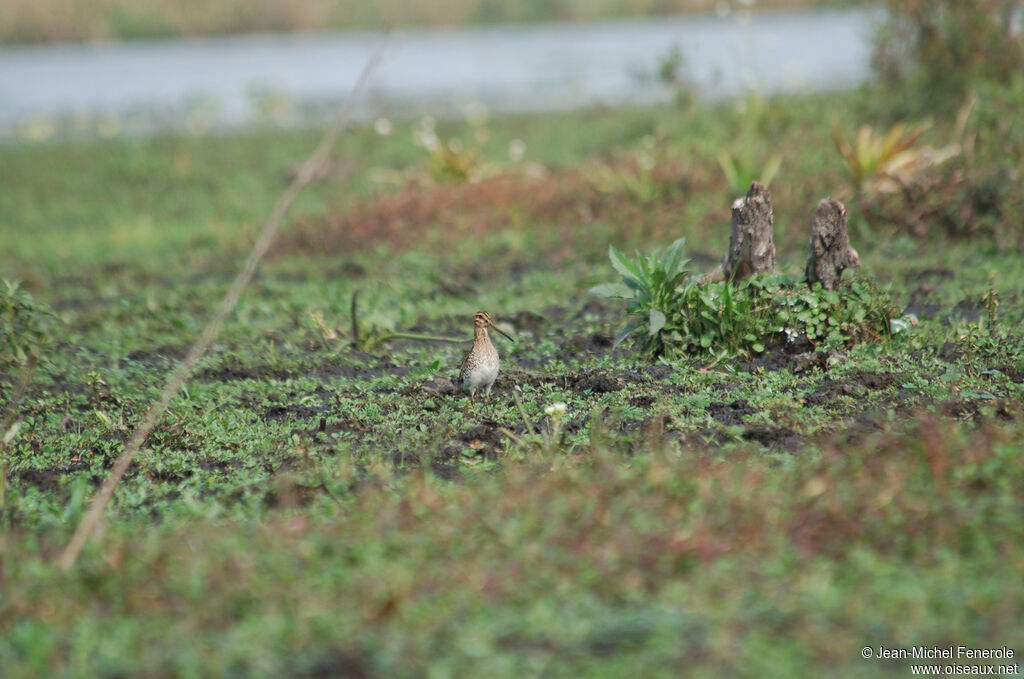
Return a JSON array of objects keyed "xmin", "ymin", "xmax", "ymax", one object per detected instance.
[{"xmin": 463, "ymin": 360, "xmax": 499, "ymax": 392}]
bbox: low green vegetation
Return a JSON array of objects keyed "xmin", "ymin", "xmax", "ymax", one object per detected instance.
[
  {"xmin": 0, "ymin": 0, "xmax": 827, "ymax": 45},
  {"xmin": 874, "ymin": 0, "xmax": 1024, "ymax": 116},
  {"xmin": 2, "ymin": 67, "xmax": 1024, "ymax": 677},
  {"xmin": 592, "ymin": 239, "xmax": 897, "ymax": 359}
]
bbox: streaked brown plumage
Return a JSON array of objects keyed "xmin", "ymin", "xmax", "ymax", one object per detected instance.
[{"xmin": 459, "ymin": 311, "xmax": 514, "ymax": 406}]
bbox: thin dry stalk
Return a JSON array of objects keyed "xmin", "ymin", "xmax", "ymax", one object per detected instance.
[{"xmin": 57, "ymin": 40, "xmax": 390, "ymax": 573}]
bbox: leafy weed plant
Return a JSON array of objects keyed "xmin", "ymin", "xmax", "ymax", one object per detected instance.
[
  {"xmin": 583, "ymin": 135, "xmax": 679, "ymax": 206},
  {"xmin": 593, "ymin": 240, "xmax": 898, "ymax": 359},
  {"xmin": 831, "ymin": 122, "xmax": 929, "ymax": 195}
]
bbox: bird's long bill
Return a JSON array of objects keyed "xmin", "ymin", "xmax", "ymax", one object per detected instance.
[{"xmin": 487, "ymin": 320, "xmax": 514, "ymax": 342}]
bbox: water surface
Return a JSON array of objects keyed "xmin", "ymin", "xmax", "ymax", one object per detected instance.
[{"xmin": 0, "ymin": 8, "xmax": 880, "ymax": 137}]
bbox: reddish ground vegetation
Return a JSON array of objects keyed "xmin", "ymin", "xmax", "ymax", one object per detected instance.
[{"xmin": 277, "ymin": 164, "xmax": 715, "ymax": 257}]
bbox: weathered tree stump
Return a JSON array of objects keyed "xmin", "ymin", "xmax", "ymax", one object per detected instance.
[
  {"xmin": 700, "ymin": 181, "xmax": 776, "ymax": 284},
  {"xmin": 805, "ymin": 198, "xmax": 860, "ymax": 290}
]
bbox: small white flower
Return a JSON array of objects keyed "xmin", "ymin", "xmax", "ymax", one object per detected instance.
[
  {"xmin": 508, "ymin": 139, "xmax": 526, "ymax": 162},
  {"xmin": 544, "ymin": 402, "xmax": 568, "ymax": 416},
  {"xmin": 374, "ymin": 117, "xmax": 392, "ymax": 136},
  {"xmin": 414, "ymin": 129, "xmax": 440, "ymax": 152}
]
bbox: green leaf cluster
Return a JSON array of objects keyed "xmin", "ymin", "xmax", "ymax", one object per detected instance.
[{"xmin": 592, "ymin": 241, "xmax": 898, "ymax": 360}]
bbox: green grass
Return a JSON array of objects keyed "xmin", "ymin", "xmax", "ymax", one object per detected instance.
[{"xmin": 2, "ymin": 88, "xmax": 1024, "ymax": 677}]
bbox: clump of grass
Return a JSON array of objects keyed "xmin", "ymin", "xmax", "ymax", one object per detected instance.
[
  {"xmin": 371, "ymin": 111, "xmax": 533, "ymax": 188},
  {"xmin": 1, "ymin": 280, "xmax": 54, "ymax": 371},
  {"xmin": 410, "ymin": 113, "xmax": 489, "ymax": 185},
  {"xmin": 831, "ymin": 121, "xmax": 931, "ymax": 195},
  {"xmin": 716, "ymin": 149, "xmax": 781, "ymax": 197},
  {"xmin": 592, "ymin": 239, "xmax": 898, "ymax": 360},
  {"xmin": 582, "ymin": 134, "xmax": 682, "ymax": 206}
]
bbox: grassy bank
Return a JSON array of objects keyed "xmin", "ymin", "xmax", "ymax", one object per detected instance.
[
  {"xmin": 1, "ymin": 0, "xmax": 829, "ymax": 46},
  {"xmin": 2, "ymin": 87, "xmax": 1023, "ymax": 676}
]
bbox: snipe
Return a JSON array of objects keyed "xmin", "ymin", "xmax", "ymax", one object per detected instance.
[{"xmin": 459, "ymin": 311, "xmax": 514, "ymax": 406}]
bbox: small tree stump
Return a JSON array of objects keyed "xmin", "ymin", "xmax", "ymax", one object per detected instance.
[
  {"xmin": 700, "ymin": 181, "xmax": 776, "ymax": 284},
  {"xmin": 805, "ymin": 198, "xmax": 860, "ymax": 290}
]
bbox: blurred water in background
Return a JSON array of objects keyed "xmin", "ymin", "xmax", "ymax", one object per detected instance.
[{"xmin": 0, "ymin": 7, "xmax": 881, "ymax": 139}]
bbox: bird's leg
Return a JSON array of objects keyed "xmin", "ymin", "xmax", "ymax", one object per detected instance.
[
  {"xmin": 484, "ymin": 392, "xmax": 490, "ymax": 406},
  {"xmin": 469, "ymin": 392, "xmax": 476, "ymax": 408}
]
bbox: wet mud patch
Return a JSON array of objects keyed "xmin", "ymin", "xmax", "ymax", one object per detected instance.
[
  {"xmin": 415, "ymin": 376, "xmax": 459, "ymax": 398},
  {"xmin": 804, "ymin": 371, "xmax": 900, "ymax": 409},
  {"xmin": 910, "ymin": 268, "xmax": 956, "ymax": 283},
  {"xmin": 9, "ymin": 456, "xmax": 239, "ymax": 497},
  {"xmin": 313, "ymin": 360, "xmax": 411, "ymax": 383},
  {"xmin": 937, "ymin": 342, "xmax": 965, "ymax": 362},
  {"xmin": 298, "ymin": 649, "xmax": 372, "ymax": 679},
  {"xmin": 558, "ymin": 331, "xmax": 615, "ymax": 357},
  {"xmin": 515, "ymin": 332, "xmax": 621, "ymax": 369},
  {"xmin": 951, "ymin": 299, "xmax": 982, "ymax": 323},
  {"xmin": 197, "ymin": 363, "xmax": 295, "ymax": 383},
  {"xmin": 457, "ymin": 423, "xmax": 506, "ymax": 456},
  {"xmin": 708, "ymin": 399, "xmax": 757, "ymax": 426},
  {"xmin": 290, "ymin": 413, "xmax": 372, "ymax": 442},
  {"xmin": 426, "ymin": 421, "xmax": 508, "ymax": 463},
  {"xmin": 9, "ymin": 465, "xmax": 88, "ymax": 492},
  {"xmin": 904, "ymin": 296, "xmax": 983, "ymax": 324},
  {"xmin": 263, "ymin": 482, "xmax": 323, "ymax": 509},
  {"xmin": 739, "ymin": 346, "xmax": 834, "ymax": 374},
  {"xmin": 496, "ymin": 367, "xmax": 638, "ymax": 394},
  {"xmin": 742, "ymin": 424, "xmax": 802, "ymax": 452},
  {"xmin": 137, "ymin": 457, "xmax": 242, "ymax": 485},
  {"xmin": 938, "ymin": 398, "xmax": 1020, "ymax": 422},
  {"xmin": 198, "ymin": 355, "xmax": 409, "ymax": 385},
  {"xmin": 643, "ymin": 364, "xmax": 674, "ymax": 381},
  {"xmin": 263, "ymin": 403, "xmax": 328, "ymax": 423},
  {"xmin": 381, "ymin": 449, "xmax": 463, "ymax": 481},
  {"xmin": 566, "ymin": 368, "xmax": 629, "ymax": 393},
  {"xmin": 904, "ymin": 300, "xmax": 943, "ymax": 319},
  {"xmin": 508, "ymin": 309, "xmax": 549, "ymax": 334},
  {"xmin": 838, "ymin": 410, "xmax": 890, "ymax": 444},
  {"xmin": 119, "ymin": 344, "xmax": 188, "ymax": 369},
  {"xmin": 997, "ymin": 365, "xmax": 1024, "ymax": 383},
  {"xmin": 616, "ymin": 413, "xmax": 678, "ymax": 453},
  {"xmin": 629, "ymin": 394, "xmax": 657, "ymax": 408}
]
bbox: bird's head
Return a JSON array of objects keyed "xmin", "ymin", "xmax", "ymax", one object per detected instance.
[{"xmin": 474, "ymin": 311, "xmax": 514, "ymax": 341}]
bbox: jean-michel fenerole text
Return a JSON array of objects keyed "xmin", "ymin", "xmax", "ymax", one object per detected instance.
[{"xmin": 874, "ymin": 646, "xmax": 1015, "ymax": 660}]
